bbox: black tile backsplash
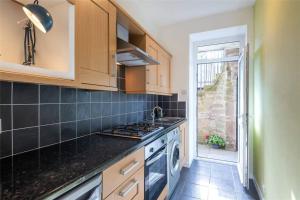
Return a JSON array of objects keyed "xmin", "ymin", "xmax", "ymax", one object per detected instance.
[
  {"xmin": 13, "ymin": 127, "xmax": 39, "ymax": 154},
  {"xmin": 13, "ymin": 105, "xmax": 38, "ymax": 129},
  {"xmin": 40, "ymin": 104, "xmax": 59, "ymax": 125},
  {"xmin": 77, "ymin": 103, "xmax": 91, "ymax": 120},
  {"xmin": 40, "ymin": 124, "xmax": 60, "ymax": 147},
  {"xmin": 61, "ymin": 122, "xmax": 76, "ymax": 142},
  {"xmin": 13, "ymin": 82, "xmax": 39, "ymax": 104},
  {"xmin": 77, "ymin": 120, "xmax": 90, "ymax": 137},
  {"xmin": 0, "ymin": 105, "xmax": 11, "ymax": 131},
  {"xmin": 61, "ymin": 87, "xmax": 76, "ymax": 103},
  {"xmin": 40, "ymin": 85, "xmax": 60, "ymax": 103},
  {"xmin": 0, "ymin": 131, "xmax": 12, "ymax": 157},
  {"xmin": 60, "ymin": 104, "xmax": 76, "ymax": 122},
  {"xmin": 0, "ymin": 82, "xmax": 11, "ymax": 104},
  {"xmin": 0, "ymin": 77, "xmax": 186, "ymax": 158}
]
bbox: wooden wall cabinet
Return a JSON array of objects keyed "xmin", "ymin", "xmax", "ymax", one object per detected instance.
[
  {"xmin": 125, "ymin": 36, "xmax": 172, "ymax": 95},
  {"xmin": 179, "ymin": 122, "xmax": 187, "ymax": 169},
  {"xmin": 75, "ymin": 0, "xmax": 117, "ymax": 90},
  {"xmin": 0, "ymin": 0, "xmax": 118, "ymax": 91},
  {"xmin": 157, "ymin": 47, "xmax": 171, "ymax": 94},
  {"xmin": 1, "ymin": 0, "xmax": 171, "ymax": 94},
  {"xmin": 145, "ymin": 36, "xmax": 159, "ymax": 93}
]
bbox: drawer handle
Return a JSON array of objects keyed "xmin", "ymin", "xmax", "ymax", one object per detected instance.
[
  {"xmin": 119, "ymin": 179, "xmax": 139, "ymax": 197},
  {"xmin": 120, "ymin": 161, "xmax": 140, "ymax": 176}
]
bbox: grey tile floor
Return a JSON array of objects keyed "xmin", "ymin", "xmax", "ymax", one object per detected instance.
[
  {"xmin": 198, "ymin": 144, "xmax": 238, "ymax": 163},
  {"xmin": 170, "ymin": 160, "xmax": 258, "ymax": 200}
]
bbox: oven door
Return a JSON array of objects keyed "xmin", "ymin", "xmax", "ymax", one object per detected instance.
[{"xmin": 144, "ymin": 146, "xmax": 167, "ymax": 200}]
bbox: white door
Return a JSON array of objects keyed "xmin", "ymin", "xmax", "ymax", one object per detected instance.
[{"xmin": 237, "ymin": 44, "xmax": 249, "ymax": 188}]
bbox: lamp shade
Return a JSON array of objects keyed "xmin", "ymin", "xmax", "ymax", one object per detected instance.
[{"xmin": 23, "ymin": 4, "xmax": 53, "ymax": 33}]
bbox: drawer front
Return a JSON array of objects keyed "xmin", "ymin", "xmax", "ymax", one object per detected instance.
[
  {"xmin": 103, "ymin": 147, "xmax": 145, "ymax": 198},
  {"xmin": 105, "ymin": 167, "xmax": 144, "ymax": 200}
]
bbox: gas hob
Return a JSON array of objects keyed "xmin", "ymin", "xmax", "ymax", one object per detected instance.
[{"xmin": 98, "ymin": 122, "xmax": 164, "ymax": 140}]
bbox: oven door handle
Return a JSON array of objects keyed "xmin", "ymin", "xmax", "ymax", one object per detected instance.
[{"xmin": 146, "ymin": 148, "xmax": 166, "ymax": 166}]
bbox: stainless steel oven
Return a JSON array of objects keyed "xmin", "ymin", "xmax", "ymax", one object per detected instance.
[{"xmin": 144, "ymin": 135, "xmax": 168, "ymax": 200}]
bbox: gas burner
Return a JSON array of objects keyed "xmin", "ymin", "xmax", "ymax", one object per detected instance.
[{"xmin": 99, "ymin": 122, "xmax": 164, "ymax": 140}]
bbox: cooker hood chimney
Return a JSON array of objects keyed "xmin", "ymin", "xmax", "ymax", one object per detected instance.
[{"xmin": 116, "ymin": 24, "xmax": 159, "ymax": 66}]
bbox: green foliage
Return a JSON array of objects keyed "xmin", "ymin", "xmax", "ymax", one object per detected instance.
[{"xmin": 207, "ymin": 134, "xmax": 226, "ymax": 148}]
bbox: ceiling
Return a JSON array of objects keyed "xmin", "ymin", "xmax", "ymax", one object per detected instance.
[{"xmin": 116, "ymin": 0, "xmax": 255, "ymax": 28}]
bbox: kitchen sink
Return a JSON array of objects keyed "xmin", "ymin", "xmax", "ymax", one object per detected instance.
[
  {"xmin": 155, "ymin": 117, "xmax": 182, "ymax": 123},
  {"xmin": 145, "ymin": 117, "xmax": 183, "ymax": 125}
]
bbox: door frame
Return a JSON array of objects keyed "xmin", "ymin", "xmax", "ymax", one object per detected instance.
[
  {"xmin": 237, "ymin": 44, "xmax": 250, "ymax": 188},
  {"xmin": 193, "ymin": 36, "xmax": 250, "ymax": 187},
  {"xmin": 193, "ymin": 36, "xmax": 244, "ymax": 157}
]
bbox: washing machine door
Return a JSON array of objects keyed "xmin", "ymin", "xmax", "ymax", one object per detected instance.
[{"xmin": 170, "ymin": 141, "xmax": 180, "ymax": 176}]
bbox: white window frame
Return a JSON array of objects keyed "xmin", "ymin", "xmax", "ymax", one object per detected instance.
[{"xmin": 193, "ymin": 36, "xmax": 245, "ymax": 66}]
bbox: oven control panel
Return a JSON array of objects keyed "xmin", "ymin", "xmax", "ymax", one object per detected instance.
[{"xmin": 145, "ymin": 134, "xmax": 167, "ymax": 160}]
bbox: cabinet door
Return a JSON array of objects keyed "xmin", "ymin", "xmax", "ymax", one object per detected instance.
[
  {"xmin": 158, "ymin": 48, "xmax": 171, "ymax": 94},
  {"xmin": 76, "ymin": 0, "xmax": 117, "ymax": 88},
  {"xmin": 146, "ymin": 37, "xmax": 158, "ymax": 92}
]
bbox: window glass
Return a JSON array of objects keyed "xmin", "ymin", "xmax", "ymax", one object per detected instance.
[{"xmin": 197, "ymin": 42, "xmax": 240, "ymax": 61}]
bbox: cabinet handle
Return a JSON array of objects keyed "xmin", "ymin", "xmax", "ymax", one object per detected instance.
[
  {"xmin": 146, "ymin": 69, "xmax": 150, "ymax": 84},
  {"xmin": 120, "ymin": 160, "xmax": 139, "ymax": 176},
  {"xmin": 111, "ymin": 54, "xmax": 117, "ymax": 77},
  {"xmin": 119, "ymin": 179, "xmax": 139, "ymax": 197}
]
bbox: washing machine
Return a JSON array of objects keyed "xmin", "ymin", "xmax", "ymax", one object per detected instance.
[{"xmin": 167, "ymin": 128, "xmax": 181, "ymax": 198}]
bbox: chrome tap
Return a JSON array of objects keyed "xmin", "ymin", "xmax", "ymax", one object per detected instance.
[{"xmin": 151, "ymin": 106, "xmax": 163, "ymax": 124}]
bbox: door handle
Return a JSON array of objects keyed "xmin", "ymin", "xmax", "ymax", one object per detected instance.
[
  {"xmin": 120, "ymin": 161, "xmax": 140, "ymax": 176},
  {"xmin": 119, "ymin": 179, "xmax": 139, "ymax": 197}
]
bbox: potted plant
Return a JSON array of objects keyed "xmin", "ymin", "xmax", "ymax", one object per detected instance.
[{"xmin": 207, "ymin": 134, "xmax": 225, "ymax": 149}]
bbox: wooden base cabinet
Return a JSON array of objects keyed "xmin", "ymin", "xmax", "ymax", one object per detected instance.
[
  {"xmin": 105, "ymin": 167, "xmax": 144, "ymax": 200},
  {"xmin": 103, "ymin": 147, "xmax": 145, "ymax": 200},
  {"xmin": 179, "ymin": 122, "xmax": 187, "ymax": 169}
]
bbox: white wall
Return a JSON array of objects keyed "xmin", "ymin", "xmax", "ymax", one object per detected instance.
[
  {"xmin": 157, "ymin": 7, "xmax": 254, "ymax": 101},
  {"xmin": 115, "ymin": 0, "xmax": 159, "ymax": 37},
  {"xmin": 157, "ymin": 7, "xmax": 254, "ymax": 169}
]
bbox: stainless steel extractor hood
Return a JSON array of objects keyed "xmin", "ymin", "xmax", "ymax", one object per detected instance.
[{"xmin": 116, "ymin": 24, "xmax": 159, "ymax": 66}]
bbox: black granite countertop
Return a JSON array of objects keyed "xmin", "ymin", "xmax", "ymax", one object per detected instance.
[{"xmin": 0, "ymin": 119, "xmax": 186, "ymax": 200}]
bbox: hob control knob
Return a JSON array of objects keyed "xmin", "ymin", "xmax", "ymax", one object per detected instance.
[{"xmin": 150, "ymin": 147, "xmax": 154, "ymax": 152}]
